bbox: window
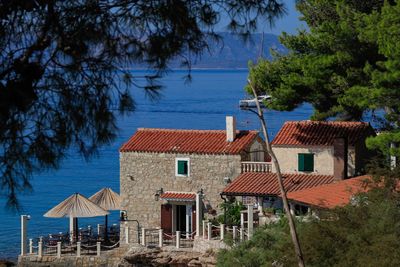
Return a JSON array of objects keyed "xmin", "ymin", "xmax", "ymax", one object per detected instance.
[
  {"xmin": 176, "ymin": 158, "xmax": 190, "ymax": 176},
  {"xmin": 298, "ymin": 153, "xmax": 314, "ymax": 172},
  {"xmin": 242, "ymin": 196, "xmax": 256, "ymax": 205}
]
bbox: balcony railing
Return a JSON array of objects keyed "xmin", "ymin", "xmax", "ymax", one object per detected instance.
[{"xmin": 241, "ymin": 161, "xmax": 272, "ymax": 173}]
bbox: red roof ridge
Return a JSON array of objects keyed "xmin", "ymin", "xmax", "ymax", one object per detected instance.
[
  {"xmin": 136, "ymin": 128, "xmax": 258, "ymax": 133},
  {"xmin": 271, "ymin": 120, "xmax": 374, "ymax": 146},
  {"xmin": 283, "ymin": 120, "xmax": 370, "ymax": 125},
  {"xmin": 162, "ymin": 191, "xmax": 196, "ymax": 194},
  {"xmin": 120, "ymin": 128, "xmax": 259, "ymax": 154}
]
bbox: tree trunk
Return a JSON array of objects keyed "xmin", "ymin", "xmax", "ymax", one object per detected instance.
[{"xmin": 248, "ymin": 80, "xmax": 305, "ymax": 267}]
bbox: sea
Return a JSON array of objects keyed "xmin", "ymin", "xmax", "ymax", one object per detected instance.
[{"xmin": 0, "ymin": 69, "xmax": 313, "ymax": 260}]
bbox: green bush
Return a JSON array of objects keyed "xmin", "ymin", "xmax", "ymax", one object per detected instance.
[{"xmin": 217, "ymin": 201, "xmax": 244, "ymax": 226}]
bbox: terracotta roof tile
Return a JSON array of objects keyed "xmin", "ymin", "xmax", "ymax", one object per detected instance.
[
  {"xmin": 222, "ymin": 172, "xmax": 335, "ymax": 196},
  {"xmin": 271, "ymin": 121, "xmax": 375, "ymax": 146},
  {"xmin": 120, "ymin": 128, "xmax": 259, "ymax": 154},
  {"xmin": 160, "ymin": 192, "xmax": 196, "ymax": 201},
  {"xmin": 287, "ymin": 175, "xmax": 371, "ymax": 209}
]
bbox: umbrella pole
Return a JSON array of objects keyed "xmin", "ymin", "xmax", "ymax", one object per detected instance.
[
  {"xmin": 75, "ymin": 217, "xmax": 79, "ymax": 243},
  {"xmin": 105, "ymin": 215, "xmax": 109, "ymax": 243}
]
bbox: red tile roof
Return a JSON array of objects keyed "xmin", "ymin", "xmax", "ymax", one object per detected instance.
[
  {"xmin": 120, "ymin": 128, "xmax": 259, "ymax": 154},
  {"xmin": 160, "ymin": 192, "xmax": 196, "ymax": 201},
  {"xmin": 287, "ymin": 175, "xmax": 371, "ymax": 209},
  {"xmin": 222, "ymin": 172, "xmax": 335, "ymax": 196},
  {"xmin": 271, "ymin": 121, "xmax": 374, "ymax": 146}
]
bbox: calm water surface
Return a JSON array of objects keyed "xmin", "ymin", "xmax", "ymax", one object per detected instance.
[{"xmin": 0, "ymin": 70, "xmax": 313, "ymax": 259}]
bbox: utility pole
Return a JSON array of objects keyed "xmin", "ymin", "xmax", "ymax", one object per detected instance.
[{"xmin": 247, "ymin": 79, "xmax": 305, "ymax": 267}]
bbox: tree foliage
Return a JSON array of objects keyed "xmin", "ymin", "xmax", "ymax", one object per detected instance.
[
  {"xmin": 217, "ymin": 166, "xmax": 400, "ymax": 267},
  {"xmin": 248, "ymin": 0, "xmax": 400, "ymax": 156},
  {"xmin": 0, "ymin": 0, "xmax": 286, "ymax": 209},
  {"xmin": 217, "ymin": 200, "xmax": 244, "ymax": 226}
]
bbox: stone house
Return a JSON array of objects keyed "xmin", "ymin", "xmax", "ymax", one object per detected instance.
[
  {"xmin": 119, "ymin": 116, "xmax": 266, "ymax": 243},
  {"xmin": 221, "ymin": 120, "xmax": 376, "ymax": 215},
  {"xmin": 271, "ymin": 121, "xmax": 376, "ymax": 178}
]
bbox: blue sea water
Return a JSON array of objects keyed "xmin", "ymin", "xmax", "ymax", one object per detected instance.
[{"xmin": 0, "ymin": 69, "xmax": 313, "ymax": 260}]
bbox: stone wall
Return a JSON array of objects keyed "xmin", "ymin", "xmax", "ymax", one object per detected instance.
[
  {"xmin": 272, "ymin": 145, "xmax": 356, "ymax": 176},
  {"xmin": 120, "ymin": 152, "xmax": 243, "ymax": 243},
  {"xmin": 18, "ymin": 246, "xmax": 128, "ymax": 267}
]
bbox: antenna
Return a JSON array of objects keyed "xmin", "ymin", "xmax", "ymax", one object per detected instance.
[{"xmin": 258, "ymin": 31, "xmax": 265, "ymax": 62}]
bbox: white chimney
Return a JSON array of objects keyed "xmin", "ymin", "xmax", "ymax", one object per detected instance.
[{"xmin": 226, "ymin": 116, "xmax": 236, "ymax": 142}]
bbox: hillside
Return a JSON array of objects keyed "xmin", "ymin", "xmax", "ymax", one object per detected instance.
[
  {"xmin": 185, "ymin": 32, "xmax": 284, "ymax": 69},
  {"xmin": 133, "ymin": 32, "xmax": 284, "ymax": 69}
]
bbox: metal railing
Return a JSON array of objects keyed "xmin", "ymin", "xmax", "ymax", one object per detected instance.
[{"xmin": 27, "ymin": 226, "xmax": 120, "ymax": 258}]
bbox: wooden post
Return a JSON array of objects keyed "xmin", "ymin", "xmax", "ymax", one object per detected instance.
[
  {"xmin": 202, "ymin": 220, "xmax": 207, "ymax": 239},
  {"xmin": 70, "ymin": 217, "xmax": 76, "ymax": 242},
  {"xmin": 29, "ymin": 239, "xmax": 33, "ymax": 254},
  {"xmin": 20, "ymin": 215, "xmax": 29, "ymax": 256},
  {"xmin": 97, "ymin": 242, "xmax": 101, "ymax": 256},
  {"xmin": 141, "ymin": 228, "xmax": 146, "ymax": 246},
  {"xmin": 233, "ymin": 226, "xmax": 237, "ymax": 241},
  {"xmin": 125, "ymin": 222, "xmax": 129, "ymax": 244},
  {"xmin": 176, "ymin": 231, "xmax": 181, "ymax": 248},
  {"xmin": 76, "ymin": 242, "xmax": 81, "ymax": 257},
  {"xmin": 207, "ymin": 222, "xmax": 212, "ymax": 240},
  {"xmin": 38, "ymin": 241, "xmax": 43, "ymax": 257},
  {"xmin": 57, "ymin": 242, "xmax": 61, "ymax": 258},
  {"xmin": 240, "ymin": 228, "xmax": 244, "ymax": 241},
  {"xmin": 240, "ymin": 212, "xmax": 245, "ymax": 229},
  {"xmin": 159, "ymin": 229, "xmax": 163, "ymax": 247},
  {"xmin": 220, "ymin": 224, "xmax": 225, "ymax": 240}
]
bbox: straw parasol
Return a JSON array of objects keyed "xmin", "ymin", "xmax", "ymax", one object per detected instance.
[
  {"xmin": 44, "ymin": 193, "xmax": 109, "ymax": 241},
  {"xmin": 89, "ymin": 188, "xmax": 121, "ymax": 242}
]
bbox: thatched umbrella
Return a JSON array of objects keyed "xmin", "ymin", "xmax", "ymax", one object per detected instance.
[
  {"xmin": 89, "ymin": 188, "xmax": 121, "ymax": 242},
  {"xmin": 44, "ymin": 193, "xmax": 109, "ymax": 242}
]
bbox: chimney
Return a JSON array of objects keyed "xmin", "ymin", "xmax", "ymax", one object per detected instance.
[
  {"xmin": 333, "ymin": 136, "xmax": 348, "ymax": 181},
  {"xmin": 226, "ymin": 116, "xmax": 236, "ymax": 142}
]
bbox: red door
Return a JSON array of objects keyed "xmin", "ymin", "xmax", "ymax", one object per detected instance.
[{"xmin": 161, "ymin": 204, "xmax": 172, "ymax": 235}]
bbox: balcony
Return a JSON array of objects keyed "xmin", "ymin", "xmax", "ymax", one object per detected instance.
[{"xmin": 241, "ymin": 161, "xmax": 272, "ymax": 173}]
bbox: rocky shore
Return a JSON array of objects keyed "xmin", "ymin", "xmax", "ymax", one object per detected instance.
[
  {"xmin": 18, "ymin": 245, "xmax": 218, "ymax": 267},
  {"xmin": 0, "ymin": 259, "xmax": 15, "ymax": 267},
  {"xmin": 122, "ymin": 246, "xmax": 217, "ymax": 266}
]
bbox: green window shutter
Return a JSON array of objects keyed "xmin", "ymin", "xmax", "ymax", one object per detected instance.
[
  {"xmin": 304, "ymin": 154, "xmax": 314, "ymax": 171},
  {"xmin": 298, "ymin": 154, "xmax": 305, "ymax": 171},
  {"xmin": 298, "ymin": 154, "xmax": 314, "ymax": 172},
  {"xmin": 177, "ymin": 160, "xmax": 188, "ymax": 175}
]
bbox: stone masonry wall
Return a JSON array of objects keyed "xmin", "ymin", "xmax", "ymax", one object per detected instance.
[
  {"xmin": 120, "ymin": 152, "xmax": 242, "ymax": 243},
  {"xmin": 272, "ymin": 145, "xmax": 356, "ymax": 176}
]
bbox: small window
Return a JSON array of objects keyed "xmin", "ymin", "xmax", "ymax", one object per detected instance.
[
  {"xmin": 298, "ymin": 153, "xmax": 314, "ymax": 172},
  {"xmin": 176, "ymin": 158, "xmax": 190, "ymax": 176}
]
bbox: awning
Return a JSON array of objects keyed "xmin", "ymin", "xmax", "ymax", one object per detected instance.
[{"xmin": 160, "ymin": 192, "xmax": 196, "ymax": 202}]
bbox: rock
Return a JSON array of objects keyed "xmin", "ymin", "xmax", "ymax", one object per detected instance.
[
  {"xmin": 188, "ymin": 259, "xmax": 202, "ymax": 267},
  {"xmin": 0, "ymin": 260, "xmax": 15, "ymax": 267},
  {"xmin": 169, "ymin": 254, "xmax": 193, "ymax": 265},
  {"xmin": 151, "ymin": 256, "xmax": 171, "ymax": 266},
  {"xmin": 122, "ymin": 246, "xmax": 216, "ymax": 267}
]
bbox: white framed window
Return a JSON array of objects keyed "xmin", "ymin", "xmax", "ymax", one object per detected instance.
[{"xmin": 175, "ymin": 158, "xmax": 190, "ymax": 177}]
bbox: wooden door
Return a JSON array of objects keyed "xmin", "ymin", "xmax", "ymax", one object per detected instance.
[{"xmin": 161, "ymin": 204, "xmax": 172, "ymax": 234}]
